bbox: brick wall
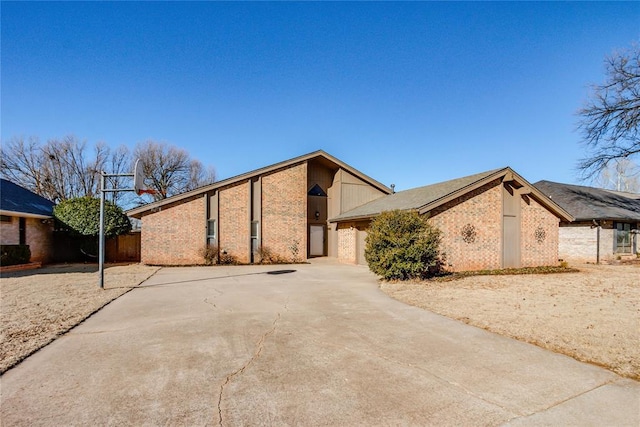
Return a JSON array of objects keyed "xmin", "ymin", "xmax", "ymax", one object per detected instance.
[
  {"xmin": 26, "ymin": 218, "xmax": 53, "ymax": 263},
  {"xmin": 141, "ymin": 196, "xmax": 205, "ymax": 265},
  {"xmin": 521, "ymin": 196, "xmax": 560, "ymax": 267},
  {"xmin": 337, "ymin": 223, "xmax": 358, "ymax": 264},
  {"xmin": 0, "ymin": 218, "xmax": 19, "ymax": 244},
  {"xmin": 429, "ymin": 179, "xmax": 503, "ymax": 271},
  {"xmin": 219, "ymin": 182, "xmax": 250, "ymax": 264},
  {"xmin": 262, "ymin": 163, "xmax": 307, "ymax": 261},
  {"xmin": 0, "ymin": 216, "xmax": 53, "ymax": 264},
  {"xmin": 558, "ymin": 222, "xmax": 616, "ymax": 263}
]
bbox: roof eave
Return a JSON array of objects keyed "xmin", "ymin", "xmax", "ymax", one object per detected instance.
[
  {"xmin": 415, "ymin": 167, "xmax": 574, "ymax": 222},
  {"xmin": 0, "ymin": 209, "xmax": 53, "ymax": 219},
  {"xmin": 416, "ymin": 168, "xmax": 511, "ymax": 215},
  {"xmin": 127, "ymin": 150, "xmax": 392, "ymax": 218}
]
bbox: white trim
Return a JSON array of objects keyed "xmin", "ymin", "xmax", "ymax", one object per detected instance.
[{"xmin": 0, "ymin": 210, "xmax": 52, "ymax": 219}]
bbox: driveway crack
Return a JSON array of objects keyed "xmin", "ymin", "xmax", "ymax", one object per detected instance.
[{"xmin": 217, "ymin": 312, "xmax": 281, "ymax": 426}]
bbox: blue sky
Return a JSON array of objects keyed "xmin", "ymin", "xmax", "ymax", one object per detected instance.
[{"xmin": 2, "ymin": 2, "xmax": 639, "ymax": 192}]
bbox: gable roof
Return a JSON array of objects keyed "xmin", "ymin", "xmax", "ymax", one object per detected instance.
[
  {"xmin": 534, "ymin": 180, "xmax": 640, "ymax": 222},
  {"xmin": 0, "ymin": 179, "xmax": 55, "ymax": 218},
  {"xmin": 127, "ymin": 150, "xmax": 391, "ymax": 218},
  {"xmin": 331, "ymin": 167, "xmax": 573, "ymax": 223}
]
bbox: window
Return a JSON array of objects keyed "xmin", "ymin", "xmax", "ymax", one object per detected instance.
[
  {"xmin": 0, "ymin": 215, "xmax": 11, "ymax": 222},
  {"xmin": 615, "ymin": 222, "xmax": 632, "ymax": 254},
  {"xmin": 207, "ymin": 219, "xmax": 216, "ymax": 245},
  {"xmin": 251, "ymin": 221, "xmax": 259, "ymax": 262}
]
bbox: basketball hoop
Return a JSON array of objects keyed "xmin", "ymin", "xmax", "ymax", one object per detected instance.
[{"xmin": 133, "ymin": 159, "xmax": 156, "ymax": 195}]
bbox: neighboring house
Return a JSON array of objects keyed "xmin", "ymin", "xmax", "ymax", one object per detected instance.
[
  {"xmin": 0, "ymin": 179, "xmax": 55, "ymax": 264},
  {"xmin": 332, "ymin": 168, "xmax": 573, "ymax": 271},
  {"xmin": 534, "ymin": 181, "xmax": 640, "ymax": 263},
  {"xmin": 127, "ymin": 151, "xmax": 391, "ymax": 265}
]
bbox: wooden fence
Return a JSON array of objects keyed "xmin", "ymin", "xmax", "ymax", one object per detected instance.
[{"xmin": 106, "ymin": 232, "xmax": 141, "ymax": 263}]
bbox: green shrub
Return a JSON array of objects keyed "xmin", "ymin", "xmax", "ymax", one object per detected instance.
[
  {"xmin": 365, "ymin": 210, "xmax": 445, "ymax": 280},
  {"xmin": 0, "ymin": 245, "xmax": 31, "ymax": 266},
  {"xmin": 54, "ymin": 197, "xmax": 131, "ymax": 238}
]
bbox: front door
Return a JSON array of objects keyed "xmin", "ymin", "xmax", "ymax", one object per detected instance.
[{"xmin": 309, "ymin": 225, "xmax": 324, "ymax": 256}]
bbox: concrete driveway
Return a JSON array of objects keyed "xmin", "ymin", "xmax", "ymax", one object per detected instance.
[{"xmin": 1, "ymin": 262, "xmax": 638, "ymax": 426}]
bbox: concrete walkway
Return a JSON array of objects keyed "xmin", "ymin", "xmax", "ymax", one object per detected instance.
[{"xmin": 1, "ymin": 263, "xmax": 638, "ymax": 426}]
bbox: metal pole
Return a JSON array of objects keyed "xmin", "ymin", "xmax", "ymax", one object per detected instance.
[{"xmin": 98, "ymin": 172, "xmax": 106, "ymax": 289}]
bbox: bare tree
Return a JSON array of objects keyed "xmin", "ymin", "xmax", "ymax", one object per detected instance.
[
  {"xmin": 578, "ymin": 43, "xmax": 640, "ymax": 178},
  {"xmin": 133, "ymin": 140, "xmax": 215, "ymax": 201},
  {"xmin": 104, "ymin": 144, "xmax": 133, "ymax": 204},
  {"xmin": 593, "ymin": 158, "xmax": 640, "ymax": 192},
  {"xmin": 0, "ymin": 135, "xmax": 131, "ymax": 203}
]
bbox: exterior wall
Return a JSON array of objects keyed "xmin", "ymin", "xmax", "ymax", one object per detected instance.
[
  {"xmin": 337, "ymin": 223, "xmax": 358, "ymax": 264},
  {"xmin": 335, "ymin": 179, "xmax": 565, "ymax": 272},
  {"xmin": 0, "ymin": 217, "xmax": 19, "ymax": 244},
  {"xmin": 141, "ymin": 197, "xmax": 205, "ymax": 265},
  {"xmin": 261, "ymin": 163, "xmax": 307, "ymax": 261},
  {"xmin": 559, "ymin": 221, "xmax": 616, "ymax": 263},
  {"xmin": 328, "ymin": 169, "xmax": 387, "ymax": 257},
  {"xmin": 520, "ymin": 196, "xmax": 560, "ymax": 267},
  {"xmin": 307, "ymin": 161, "xmax": 334, "ymax": 257},
  {"xmin": 0, "ymin": 216, "xmax": 53, "ymax": 264},
  {"xmin": 26, "ymin": 218, "xmax": 54, "ymax": 263},
  {"xmin": 429, "ymin": 179, "xmax": 503, "ymax": 271},
  {"xmin": 219, "ymin": 182, "xmax": 250, "ymax": 264}
]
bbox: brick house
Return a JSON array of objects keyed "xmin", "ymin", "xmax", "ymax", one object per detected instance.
[
  {"xmin": 0, "ymin": 179, "xmax": 55, "ymax": 264},
  {"xmin": 127, "ymin": 151, "xmax": 391, "ymax": 265},
  {"xmin": 331, "ymin": 168, "xmax": 573, "ymax": 271},
  {"xmin": 534, "ymin": 181, "xmax": 640, "ymax": 263}
]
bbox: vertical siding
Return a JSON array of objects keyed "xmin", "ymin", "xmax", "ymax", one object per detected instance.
[
  {"xmin": 329, "ymin": 169, "xmax": 386, "ymax": 258},
  {"xmin": 340, "ymin": 170, "xmax": 387, "ymax": 213},
  {"xmin": 502, "ymin": 183, "xmax": 522, "ymax": 268}
]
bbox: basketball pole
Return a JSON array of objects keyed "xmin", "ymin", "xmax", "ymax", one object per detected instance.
[
  {"xmin": 98, "ymin": 170, "xmax": 136, "ymax": 289},
  {"xmin": 99, "ymin": 172, "xmax": 106, "ymax": 289}
]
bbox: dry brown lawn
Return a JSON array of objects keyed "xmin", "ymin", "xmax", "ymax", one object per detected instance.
[
  {"xmin": 0, "ymin": 263, "xmax": 159, "ymax": 373},
  {"xmin": 380, "ymin": 263, "xmax": 640, "ymax": 380}
]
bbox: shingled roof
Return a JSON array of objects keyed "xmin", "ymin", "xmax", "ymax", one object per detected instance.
[
  {"xmin": 0, "ymin": 179, "xmax": 55, "ymax": 218},
  {"xmin": 127, "ymin": 150, "xmax": 391, "ymax": 218},
  {"xmin": 331, "ymin": 167, "xmax": 573, "ymax": 223},
  {"xmin": 534, "ymin": 180, "xmax": 640, "ymax": 222}
]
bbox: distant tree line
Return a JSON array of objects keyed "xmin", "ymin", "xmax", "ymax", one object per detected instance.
[{"xmin": 0, "ymin": 135, "xmax": 216, "ymax": 206}]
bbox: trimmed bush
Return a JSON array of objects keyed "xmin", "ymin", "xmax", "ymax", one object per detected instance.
[
  {"xmin": 54, "ymin": 197, "xmax": 131, "ymax": 238},
  {"xmin": 365, "ymin": 210, "xmax": 445, "ymax": 280},
  {"xmin": 0, "ymin": 245, "xmax": 31, "ymax": 266}
]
